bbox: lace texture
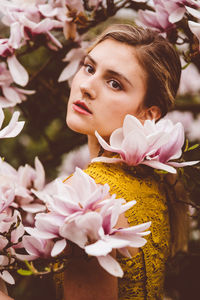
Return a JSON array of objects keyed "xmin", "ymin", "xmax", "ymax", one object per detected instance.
[{"xmin": 54, "ymin": 161, "xmax": 170, "ymax": 299}]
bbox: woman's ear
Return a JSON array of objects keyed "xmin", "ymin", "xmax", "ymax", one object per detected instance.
[{"xmin": 139, "ymin": 106, "xmax": 161, "ymax": 121}]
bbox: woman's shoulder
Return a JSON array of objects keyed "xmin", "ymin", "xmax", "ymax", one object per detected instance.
[
  {"xmin": 84, "ymin": 161, "xmax": 166, "ymax": 202},
  {"xmin": 84, "ymin": 161, "xmax": 170, "ymax": 234}
]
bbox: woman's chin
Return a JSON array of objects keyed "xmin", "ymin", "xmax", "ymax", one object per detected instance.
[{"xmin": 66, "ymin": 119, "xmax": 91, "ymax": 135}]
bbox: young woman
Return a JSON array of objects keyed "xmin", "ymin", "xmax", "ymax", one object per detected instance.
[{"xmin": 56, "ymin": 24, "xmax": 184, "ymax": 300}]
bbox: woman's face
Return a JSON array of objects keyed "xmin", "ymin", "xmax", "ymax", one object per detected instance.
[{"xmin": 66, "ymin": 39, "xmax": 147, "ymax": 140}]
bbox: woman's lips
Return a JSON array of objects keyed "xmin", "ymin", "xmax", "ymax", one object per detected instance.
[{"xmin": 72, "ymin": 100, "xmax": 92, "ymax": 115}]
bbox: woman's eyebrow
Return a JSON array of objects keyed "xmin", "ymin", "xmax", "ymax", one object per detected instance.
[
  {"xmin": 85, "ymin": 54, "xmax": 96, "ymax": 66},
  {"xmin": 106, "ymin": 70, "xmax": 133, "ymax": 87},
  {"xmin": 86, "ymin": 54, "xmax": 133, "ymax": 87}
]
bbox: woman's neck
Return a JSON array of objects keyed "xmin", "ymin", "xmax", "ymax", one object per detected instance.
[
  {"xmin": 87, "ymin": 135, "xmax": 101, "ymax": 160},
  {"xmin": 87, "ymin": 135, "xmax": 112, "ymax": 161}
]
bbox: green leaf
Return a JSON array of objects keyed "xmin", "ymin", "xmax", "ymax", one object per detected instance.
[
  {"xmin": 17, "ymin": 269, "xmax": 33, "ymax": 276},
  {"xmin": 187, "ymin": 144, "xmax": 199, "ymax": 151},
  {"xmin": 154, "ymin": 169, "xmax": 168, "ymax": 174}
]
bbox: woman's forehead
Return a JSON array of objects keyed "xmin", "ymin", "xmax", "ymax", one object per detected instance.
[{"xmin": 88, "ymin": 39, "xmax": 147, "ymax": 82}]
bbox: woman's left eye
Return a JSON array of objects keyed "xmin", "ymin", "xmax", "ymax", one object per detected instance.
[{"xmin": 108, "ymin": 80, "xmax": 122, "ymax": 90}]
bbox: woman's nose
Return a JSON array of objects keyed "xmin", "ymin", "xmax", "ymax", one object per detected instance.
[{"xmin": 80, "ymin": 79, "xmax": 96, "ymax": 100}]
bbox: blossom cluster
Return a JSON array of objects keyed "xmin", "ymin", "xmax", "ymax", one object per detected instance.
[
  {"xmin": 93, "ymin": 115, "xmax": 199, "ymax": 173},
  {"xmin": 139, "ymin": 0, "xmax": 200, "ymax": 38},
  {"xmin": 0, "ymin": 107, "xmax": 25, "ymax": 284},
  {"xmin": 0, "ymin": 0, "xmax": 104, "ymax": 106},
  {"xmin": 22, "ymin": 167, "xmax": 150, "ymax": 277}
]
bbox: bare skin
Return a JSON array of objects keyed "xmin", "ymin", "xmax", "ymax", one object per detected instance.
[{"xmin": 0, "ymin": 291, "xmax": 14, "ymax": 300}]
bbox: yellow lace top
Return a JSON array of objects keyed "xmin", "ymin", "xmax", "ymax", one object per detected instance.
[{"xmin": 54, "ymin": 161, "xmax": 171, "ymax": 300}]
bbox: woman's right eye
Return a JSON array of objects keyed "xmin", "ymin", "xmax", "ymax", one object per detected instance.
[{"xmin": 84, "ymin": 64, "xmax": 94, "ymax": 74}]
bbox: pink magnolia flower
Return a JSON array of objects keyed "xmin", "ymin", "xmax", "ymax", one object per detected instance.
[
  {"xmin": 25, "ymin": 168, "xmax": 151, "ymax": 276},
  {"xmin": 60, "ymin": 197, "xmax": 150, "ymax": 277},
  {"xmin": 58, "ymin": 43, "xmax": 89, "ymax": 82},
  {"xmin": 0, "ymin": 38, "xmax": 28, "ymax": 87},
  {"xmin": 34, "ymin": 167, "xmax": 110, "ymax": 218},
  {"xmin": 0, "ymin": 210, "xmax": 25, "ymax": 284},
  {"xmin": 0, "ymin": 157, "xmax": 46, "ymax": 216},
  {"xmin": 1, "ymin": 0, "xmax": 63, "ymax": 53},
  {"xmin": 188, "ymin": 21, "xmax": 200, "ymax": 49},
  {"xmin": 93, "ymin": 115, "xmax": 199, "ymax": 173},
  {"xmin": 138, "ymin": 1, "xmax": 174, "ymax": 32},
  {"xmin": 0, "ymin": 108, "xmax": 24, "ymax": 139},
  {"xmin": 20, "ymin": 15, "xmax": 63, "ymax": 48},
  {"xmin": 26, "ymin": 168, "xmax": 110, "ymax": 240},
  {"xmin": 0, "ymin": 186, "xmax": 15, "ymax": 214},
  {"xmin": 0, "ymin": 270, "xmax": 15, "ymax": 285},
  {"xmin": 139, "ymin": 0, "xmax": 200, "ymax": 32},
  {"xmin": 0, "ymin": 62, "xmax": 35, "ymax": 108},
  {"xmin": 22, "ymin": 236, "xmax": 54, "ymax": 258}
]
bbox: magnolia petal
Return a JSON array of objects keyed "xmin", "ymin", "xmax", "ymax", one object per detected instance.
[
  {"xmin": 109, "ymin": 128, "xmax": 123, "ymax": 148},
  {"xmin": 114, "ymin": 221, "xmax": 151, "ymax": 237},
  {"xmin": 85, "ymin": 240, "xmax": 112, "ymax": 256},
  {"xmin": 158, "ymin": 122, "xmax": 184, "ymax": 163},
  {"xmin": 117, "ymin": 247, "xmax": 131, "ymax": 258},
  {"xmin": 46, "ymin": 31, "xmax": 63, "ymax": 48},
  {"xmin": 122, "ymin": 130, "xmax": 148, "ymax": 165},
  {"xmin": 25, "ymin": 227, "xmax": 57, "ymax": 239},
  {"xmin": 75, "ymin": 212, "xmax": 102, "ymax": 241},
  {"xmin": 22, "ymin": 236, "xmax": 41, "ymax": 257},
  {"xmin": 95, "ymin": 131, "xmax": 125, "ymax": 156},
  {"xmin": 59, "ymin": 222, "xmax": 87, "ymax": 248},
  {"xmin": 15, "ymin": 253, "xmax": 37, "ymax": 261},
  {"xmin": 2, "ymin": 86, "xmax": 21, "ymax": 103},
  {"xmin": 0, "ymin": 96, "xmax": 13, "ymax": 108},
  {"xmin": 51, "ymin": 239, "xmax": 67, "ymax": 257},
  {"xmin": 128, "ymin": 236, "xmax": 148, "ymax": 248},
  {"xmin": 169, "ymin": 160, "xmax": 199, "ymax": 168},
  {"xmin": 142, "ymin": 160, "xmax": 177, "ymax": 173},
  {"xmin": 188, "ymin": 21, "xmax": 200, "ymax": 42},
  {"xmin": 21, "ymin": 203, "xmax": 46, "ymax": 213},
  {"xmin": 39, "ymin": 4, "xmax": 59, "ymax": 17},
  {"xmin": 34, "ymin": 156, "xmax": 45, "ymax": 190},
  {"xmin": 9, "ymin": 22, "xmax": 22, "ymax": 49},
  {"xmin": 0, "ymin": 271, "xmax": 15, "ymax": 284},
  {"xmin": 123, "ymin": 114, "xmax": 143, "ymax": 136},
  {"xmin": 119, "ymin": 200, "xmax": 136, "ymax": 214},
  {"xmin": 0, "ymin": 111, "xmax": 24, "ymax": 138},
  {"xmin": 168, "ymin": 7, "xmax": 185, "ymax": 23},
  {"xmin": 58, "ymin": 59, "xmax": 80, "ymax": 82},
  {"xmin": 34, "ymin": 19, "xmax": 63, "ymax": 34},
  {"xmin": 7, "ymin": 55, "xmax": 28, "ymax": 87},
  {"xmin": 15, "ymin": 88, "xmax": 35, "ymax": 95},
  {"xmin": 91, "ymin": 157, "xmax": 123, "ymax": 164},
  {"xmin": 97, "ymin": 255, "xmax": 123, "ymax": 277},
  {"xmin": 138, "ymin": 9, "xmax": 161, "ymax": 30},
  {"xmin": 186, "ymin": 6, "xmax": 200, "ymax": 19}
]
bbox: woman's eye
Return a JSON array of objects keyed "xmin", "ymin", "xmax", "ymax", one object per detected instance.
[
  {"xmin": 108, "ymin": 80, "xmax": 122, "ymax": 90},
  {"xmin": 84, "ymin": 64, "xmax": 94, "ymax": 74}
]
